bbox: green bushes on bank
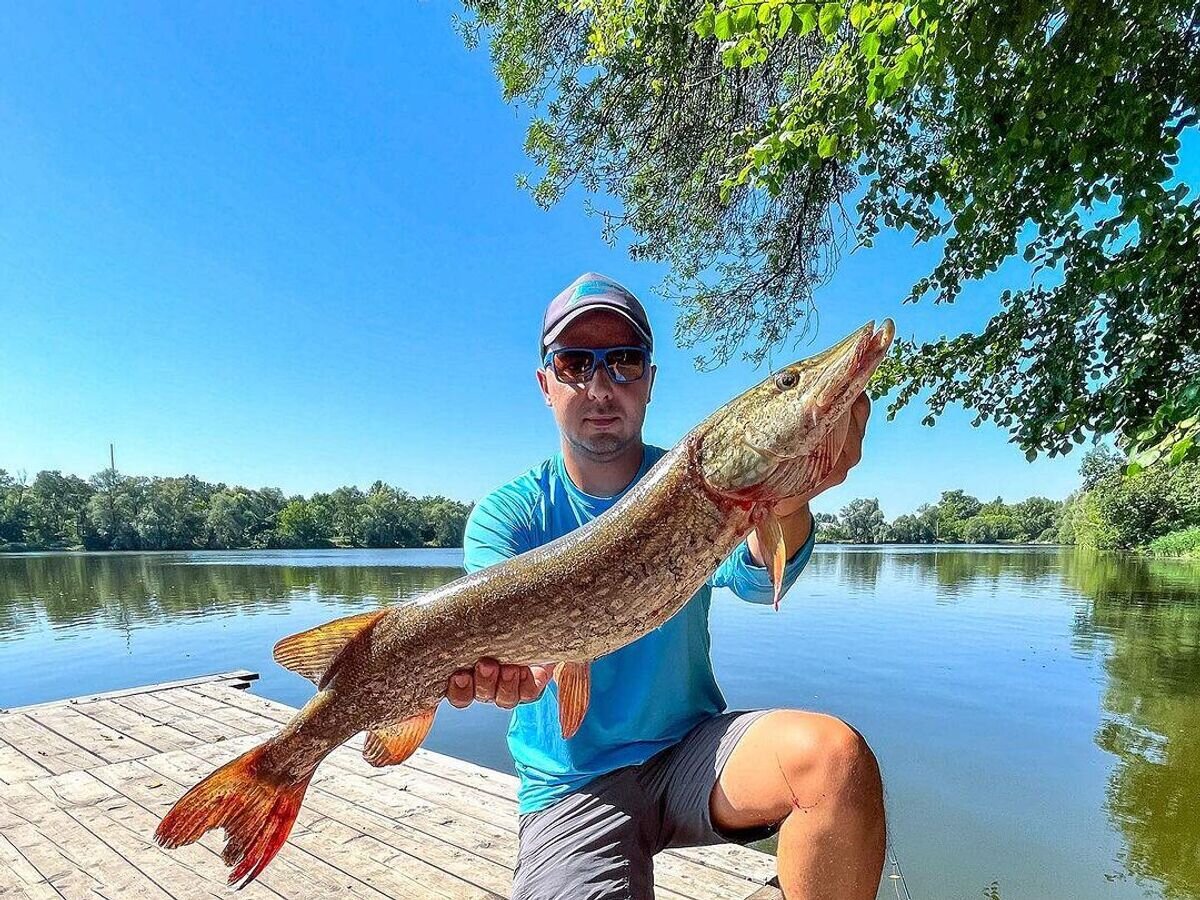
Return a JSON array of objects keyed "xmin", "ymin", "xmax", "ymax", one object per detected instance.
[
  {"xmin": 1059, "ymin": 456, "xmax": 1200, "ymax": 551},
  {"xmin": 0, "ymin": 467, "xmax": 472, "ymax": 552},
  {"xmin": 1146, "ymin": 528, "xmax": 1200, "ymax": 559}
]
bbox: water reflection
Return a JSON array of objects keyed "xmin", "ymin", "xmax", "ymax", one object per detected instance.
[
  {"xmin": 1068, "ymin": 550, "xmax": 1200, "ymax": 900},
  {"xmin": 0, "ymin": 553, "xmax": 462, "ymax": 639}
]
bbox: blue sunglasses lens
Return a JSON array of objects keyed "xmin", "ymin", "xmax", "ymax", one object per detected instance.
[{"xmin": 550, "ymin": 348, "xmax": 647, "ymax": 383}]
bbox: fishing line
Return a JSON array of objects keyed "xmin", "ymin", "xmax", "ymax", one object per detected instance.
[{"xmin": 886, "ymin": 843, "xmax": 914, "ymax": 900}]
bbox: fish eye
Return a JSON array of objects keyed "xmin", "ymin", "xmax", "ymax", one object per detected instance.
[{"xmin": 774, "ymin": 370, "xmax": 799, "ymax": 390}]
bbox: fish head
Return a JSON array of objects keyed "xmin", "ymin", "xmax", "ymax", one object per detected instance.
[{"xmin": 696, "ymin": 319, "xmax": 894, "ymax": 504}]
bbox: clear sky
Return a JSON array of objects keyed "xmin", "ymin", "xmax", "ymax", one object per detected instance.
[{"xmin": 1, "ymin": 3, "xmax": 1189, "ymax": 519}]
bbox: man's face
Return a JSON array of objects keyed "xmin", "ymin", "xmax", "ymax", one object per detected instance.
[{"xmin": 536, "ymin": 311, "xmax": 656, "ymax": 462}]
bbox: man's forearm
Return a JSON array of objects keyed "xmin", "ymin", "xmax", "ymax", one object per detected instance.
[{"xmin": 746, "ymin": 503, "xmax": 813, "ymax": 567}]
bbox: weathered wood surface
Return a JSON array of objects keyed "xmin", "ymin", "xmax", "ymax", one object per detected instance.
[{"xmin": 0, "ymin": 672, "xmax": 781, "ymax": 899}]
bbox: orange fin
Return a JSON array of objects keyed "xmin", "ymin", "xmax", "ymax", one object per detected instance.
[
  {"xmin": 363, "ymin": 708, "xmax": 436, "ymax": 767},
  {"xmin": 154, "ymin": 741, "xmax": 313, "ymax": 889},
  {"xmin": 273, "ymin": 608, "xmax": 386, "ymax": 688},
  {"xmin": 755, "ymin": 510, "xmax": 787, "ymax": 611},
  {"xmin": 554, "ymin": 661, "xmax": 591, "ymax": 739}
]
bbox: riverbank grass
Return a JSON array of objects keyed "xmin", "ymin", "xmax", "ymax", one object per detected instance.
[{"xmin": 1146, "ymin": 527, "xmax": 1200, "ymax": 559}]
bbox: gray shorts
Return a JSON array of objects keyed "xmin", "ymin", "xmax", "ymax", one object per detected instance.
[{"xmin": 512, "ymin": 709, "xmax": 778, "ymax": 900}]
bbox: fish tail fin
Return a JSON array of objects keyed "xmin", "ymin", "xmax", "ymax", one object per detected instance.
[{"xmin": 154, "ymin": 742, "xmax": 312, "ymax": 889}]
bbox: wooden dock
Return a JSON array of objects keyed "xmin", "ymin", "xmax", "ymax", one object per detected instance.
[{"xmin": 0, "ymin": 672, "xmax": 781, "ymax": 899}]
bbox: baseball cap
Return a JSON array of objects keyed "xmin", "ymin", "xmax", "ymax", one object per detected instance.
[{"xmin": 540, "ymin": 273, "xmax": 654, "ymax": 357}]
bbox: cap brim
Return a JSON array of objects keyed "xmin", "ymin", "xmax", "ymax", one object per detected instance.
[{"xmin": 542, "ymin": 303, "xmax": 653, "ymax": 352}]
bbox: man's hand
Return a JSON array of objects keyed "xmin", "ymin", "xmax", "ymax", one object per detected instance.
[{"xmin": 447, "ymin": 658, "xmax": 554, "ymax": 710}]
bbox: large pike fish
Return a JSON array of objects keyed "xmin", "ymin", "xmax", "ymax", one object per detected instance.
[{"xmin": 155, "ymin": 319, "xmax": 895, "ymax": 886}]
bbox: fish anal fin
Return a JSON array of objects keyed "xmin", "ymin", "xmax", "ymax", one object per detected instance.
[
  {"xmin": 363, "ymin": 709, "xmax": 436, "ymax": 767},
  {"xmin": 554, "ymin": 660, "xmax": 591, "ymax": 740},
  {"xmin": 754, "ymin": 510, "xmax": 787, "ymax": 611},
  {"xmin": 273, "ymin": 609, "xmax": 387, "ymax": 687}
]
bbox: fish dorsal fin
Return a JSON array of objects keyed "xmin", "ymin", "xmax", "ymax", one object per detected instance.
[
  {"xmin": 362, "ymin": 709, "xmax": 436, "ymax": 767},
  {"xmin": 554, "ymin": 660, "xmax": 591, "ymax": 739},
  {"xmin": 754, "ymin": 509, "xmax": 787, "ymax": 611},
  {"xmin": 273, "ymin": 608, "xmax": 387, "ymax": 687}
]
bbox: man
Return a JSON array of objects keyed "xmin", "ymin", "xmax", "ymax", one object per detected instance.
[{"xmin": 450, "ymin": 273, "xmax": 885, "ymax": 900}]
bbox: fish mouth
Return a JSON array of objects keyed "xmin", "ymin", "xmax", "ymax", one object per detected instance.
[{"xmin": 809, "ymin": 318, "xmax": 894, "ymax": 417}]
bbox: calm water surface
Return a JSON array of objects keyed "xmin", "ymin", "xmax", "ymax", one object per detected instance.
[{"xmin": 3, "ymin": 546, "xmax": 1199, "ymax": 900}]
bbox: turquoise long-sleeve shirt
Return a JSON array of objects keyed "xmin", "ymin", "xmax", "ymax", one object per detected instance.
[{"xmin": 463, "ymin": 443, "xmax": 815, "ymax": 814}]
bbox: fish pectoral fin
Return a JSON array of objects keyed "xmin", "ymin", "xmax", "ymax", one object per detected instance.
[
  {"xmin": 554, "ymin": 660, "xmax": 591, "ymax": 740},
  {"xmin": 273, "ymin": 608, "xmax": 387, "ymax": 687},
  {"xmin": 363, "ymin": 708, "xmax": 436, "ymax": 767},
  {"xmin": 754, "ymin": 510, "xmax": 787, "ymax": 611}
]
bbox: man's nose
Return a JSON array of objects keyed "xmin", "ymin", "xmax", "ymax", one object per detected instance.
[{"xmin": 586, "ymin": 362, "xmax": 615, "ymax": 400}]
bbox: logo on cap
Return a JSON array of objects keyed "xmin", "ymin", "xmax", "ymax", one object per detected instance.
[{"xmin": 568, "ymin": 280, "xmax": 621, "ymax": 306}]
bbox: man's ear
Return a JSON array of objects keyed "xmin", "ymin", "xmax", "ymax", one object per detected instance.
[
  {"xmin": 646, "ymin": 364, "xmax": 657, "ymax": 405},
  {"xmin": 536, "ymin": 368, "xmax": 553, "ymax": 407}
]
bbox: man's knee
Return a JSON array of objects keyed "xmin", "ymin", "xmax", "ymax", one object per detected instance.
[{"xmin": 771, "ymin": 711, "xmax": 883, "ymax": 815}]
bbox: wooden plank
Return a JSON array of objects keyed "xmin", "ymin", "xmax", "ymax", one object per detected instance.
[
  {"xmin": 137, "ymin": 747, "xmax": 495, "ymax": 900},
  {"xmin": 22, "ymin": 705, "xmax": 156, "ymax": 765},
  {"xmin": 0, "ymin": 783, "xmax": 172, "ymax": 899},
  {"xmin": 0, "ymin": 716, "xmax": 104, "ymax": 776},
  {"xmin": 3, "ymin": 671, "xmax": 258, "ymax": 714},
  {"xmin": 33, "ymin": 767, "xmax": 282, "ymax": 900},
  {"xmin": 117, "ymin": 695, "xmax": 241, "ymax": 747},
  {"xmin": 66, "ymin": 699, "xmax": 201, "ymax": 755},
  {"xmin": 142, "ymin": 744, "xmax": 507, "ymax": 898},
  {"xmin": 0, "ymin": 742, "xmax": 53, "ymax": 786}
]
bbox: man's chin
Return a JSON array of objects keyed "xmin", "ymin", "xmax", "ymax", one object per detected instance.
[{"xmin": 569, "ymin": 431, "xmax": 634, "ymax": 460}]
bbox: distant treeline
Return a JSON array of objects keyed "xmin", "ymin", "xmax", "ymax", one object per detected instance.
[
  {"xmin": 818, "ymin": 447, "xmax": 1200, "ymax": 556},
  {"xmin": 814, "ymin": 492, "xmax": 1063, "ymax": 545},
  {"xmin": 0, "ymin": 468, "xmax": 472, "ymax": 552}
]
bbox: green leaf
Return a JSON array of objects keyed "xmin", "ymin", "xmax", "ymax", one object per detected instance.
[
  {"xmin": 1168, "ymin": 435, "xmax": 1195, "ymax": 466},
  {"xmin": 849, "ymin": 2, "xmax": 870, "ymax": 28},
  {"xmin": 735, "ymin": 5, "xmax": 757, "ymax": 34},
  {"xmin": 793, "ymin": 3, "xmax": 817, "ymax": 33},
  {"xmin": 714, "ymin": 9, "xmax": 733, "ymax": 39},
  {"xmin": 818, "ymin": 133, "xmax": 839, "ymax": 158},
  {"xmin": 777, "ymin": 4, "xmax": 794, "ymax": 37},
  {"xmin": 862, "ymin": 30, "xmax": 880, "ymax": 60},
  {"xmin": 818, "ymin": 2, "xmax": 843, "ymax": 37}
]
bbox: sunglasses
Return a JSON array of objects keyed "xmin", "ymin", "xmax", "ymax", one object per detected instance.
[{"xmin": 543, "ymin": 346, "xmax": 651, "ymax": 384}]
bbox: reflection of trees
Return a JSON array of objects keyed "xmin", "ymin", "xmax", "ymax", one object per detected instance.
[
  {"xmin": 887, "ymin": 547, "xmax": 1059, "ymax": 596},
  {"xmin": 1069, "ymin": 549, "xmax": 1200, "ymax": 900},
  {"xmin": 0, "ymin": 555, "xmax": 462, "ymax": 641}
]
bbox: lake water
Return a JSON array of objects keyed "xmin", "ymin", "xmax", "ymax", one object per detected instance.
[{"xmin": 2, "ymin": 546, "xmax": 1199, "ymax": 900}]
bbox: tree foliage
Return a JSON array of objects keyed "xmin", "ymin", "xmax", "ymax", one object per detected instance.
[
  {"xmin": 460, "ymin": 0, "xmax": 1200, "ymax": 464},
  {"xmin": 0, "ymin": 465, "xmax": 471, "ymax": 553},
  {"xmin": 816, "ymin": 487, "xmax": 1063, "ymax": 543}
]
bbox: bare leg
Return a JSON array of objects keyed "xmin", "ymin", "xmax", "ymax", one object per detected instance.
[{"xmin": 710, "ymin": 710, "xmax": 885, "ymax": 900}]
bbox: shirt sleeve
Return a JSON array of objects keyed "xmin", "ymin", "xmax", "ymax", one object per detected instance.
[
  {"xmin": 463, "ymin": 487, "xmax": 534, "ymax": 574},
  {"xmin": 708, "ymin": 513, "xmax": 817, "ymax": 605}
]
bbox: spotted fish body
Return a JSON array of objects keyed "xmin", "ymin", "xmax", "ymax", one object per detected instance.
[{"xmin": 155, "ymin": 319, "xmax": 895, "ymax": 887}]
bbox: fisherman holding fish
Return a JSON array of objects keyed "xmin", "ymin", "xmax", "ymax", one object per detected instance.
[
  {"xmin": 452, "ymin": 274, "xmax": 886, "ymax": 900},
  {"xmin": 156, "ymin": 275, "xmax": 892, "ymax": 898}
]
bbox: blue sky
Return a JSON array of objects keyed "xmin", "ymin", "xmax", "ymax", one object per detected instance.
[{"xmin": 1, "ymin": 3, "xmax": 1187, "ymax": 519}]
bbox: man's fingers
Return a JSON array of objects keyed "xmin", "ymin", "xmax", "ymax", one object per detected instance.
[
  {"xmin": 496, "ymin": 665, "xmax": 521, "ymax": 709},
  {"xmin": 518, "ymin": 665, "xmax": 555, "ymax": 703},
  {"xmin": 474, "ymin": 658, "xmax": 500, "ymax": 703},
  {"xmin": 854, "ymin": 391, "xmax": 871, "ymax": 426},
  {"xmin": 447, "ymin": 670, "xmax": 473, "ymax": 708}
]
